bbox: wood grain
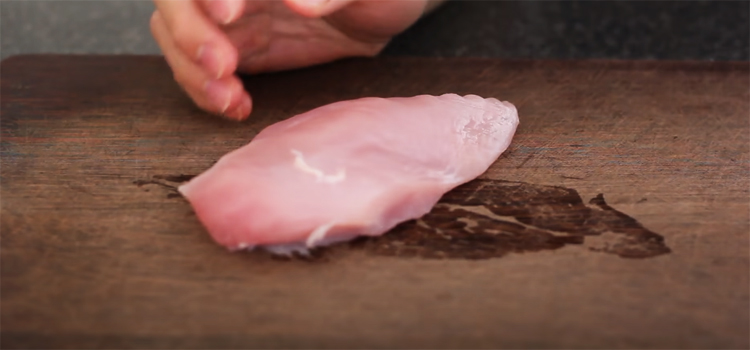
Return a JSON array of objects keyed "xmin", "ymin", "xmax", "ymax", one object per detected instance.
[{"xmin": 1, "ymin": 55, "xmax": 748, "ymax": 349}]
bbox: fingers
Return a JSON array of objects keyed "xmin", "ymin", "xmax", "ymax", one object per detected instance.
[
  {"xmin": 151, "ymin": 10, "xmax": 252, "ymax": 120},
  {"xmin": 324, "ymin": 0, "xmax": 430, "ymax": 43},
  {"xmin": 198, "ymin": 0, "xmax": 245, "ymax": 25},
  {"xmin": 283, "ymin": 0, "xmax": 356, "ymax": 18},
  {"xmin": 199, "ymin": 0, "xmax": 269, "ymax": 22},
  {"xmin": 153, "ymin": 0, "xmax": 238, "ymax": 79},
  {"xmin": 204, "ymin": 78, "xmax": 253, "ymax": 121}
]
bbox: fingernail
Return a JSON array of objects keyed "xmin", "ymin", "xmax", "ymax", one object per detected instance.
[
  {"xmin": 218, "ymin": 0, "xmax": 241, "ymax": 25},
  {"xmin": 204, "ymin": 80, "xmax": 232, "ymax": 114},
  {"xmin": 197, "ymin": 44, "xmax": 224, "ymax": 79},
  {"xmin": 228, "ymin": 94, "xmax": 252, "ymax": 121},
  {"xmin": 305, "ymin": 0, "xmax": 329, "ymax": 11},
  {"xmin": 236, "ymin": 94, "xmax": 252, "ymax": 120},
  {"xmin": 289, "ymin": 0, "xmax": 328, "ymax": 15}
]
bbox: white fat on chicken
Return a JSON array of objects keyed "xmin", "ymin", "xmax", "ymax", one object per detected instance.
[{"xmin": 291, "ymin": 149, "xmax": 346, "ymax": 184}]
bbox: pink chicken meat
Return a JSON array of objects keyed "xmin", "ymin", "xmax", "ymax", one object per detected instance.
[{"xmin": 179, "ymin": 94, "xmax": 519, "ymax": 254}]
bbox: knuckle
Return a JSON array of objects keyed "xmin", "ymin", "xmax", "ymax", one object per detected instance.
[{"xmin": 169, "ymin": 18, "xmax": 198, "ymax": 56}]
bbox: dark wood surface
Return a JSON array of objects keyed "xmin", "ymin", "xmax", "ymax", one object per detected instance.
[{"xmin": 1, "ymin": 55, "xmax": 748, "ymax": 349}]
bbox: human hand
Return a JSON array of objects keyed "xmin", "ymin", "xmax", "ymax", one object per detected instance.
[{"xmin": 150, "ymin": 0, "xmax": 441, "ymax": 121}]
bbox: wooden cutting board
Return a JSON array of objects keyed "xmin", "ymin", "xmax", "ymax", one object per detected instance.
[{"xmin": 1, "ymin": 55, "xmax": 748, "ymax": 349}]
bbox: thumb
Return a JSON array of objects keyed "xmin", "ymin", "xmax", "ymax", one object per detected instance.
[{"xmin": 283, "ymin": 0, "xmax": 356, "ymax": 18}]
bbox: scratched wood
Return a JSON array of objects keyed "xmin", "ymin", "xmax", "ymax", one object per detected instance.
[{"xmin": 1, "ymin": 55, "xmax": 748, "ymax": 349}]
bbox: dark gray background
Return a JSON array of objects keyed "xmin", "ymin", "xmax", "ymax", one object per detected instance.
[{"xmin": 1, "ymin": 0, "xmax": 748, "ymax": 61}]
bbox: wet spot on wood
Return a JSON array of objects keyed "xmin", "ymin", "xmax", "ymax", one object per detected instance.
[
  {"xmin": 136, "ymin": 177, "xmax": 670, "ymax": 260},
  {"xmin": 354, "ymin": 179, "xmax": 670, "ymax": 259},
  {"xmin": 152, "ymin": 174, "xmax": 196, "ymax": 183}
]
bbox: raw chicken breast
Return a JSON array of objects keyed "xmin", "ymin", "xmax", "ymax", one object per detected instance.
[{"xmin": 179, "ymin": 94, "xmax": 519, "ymax": 254}]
